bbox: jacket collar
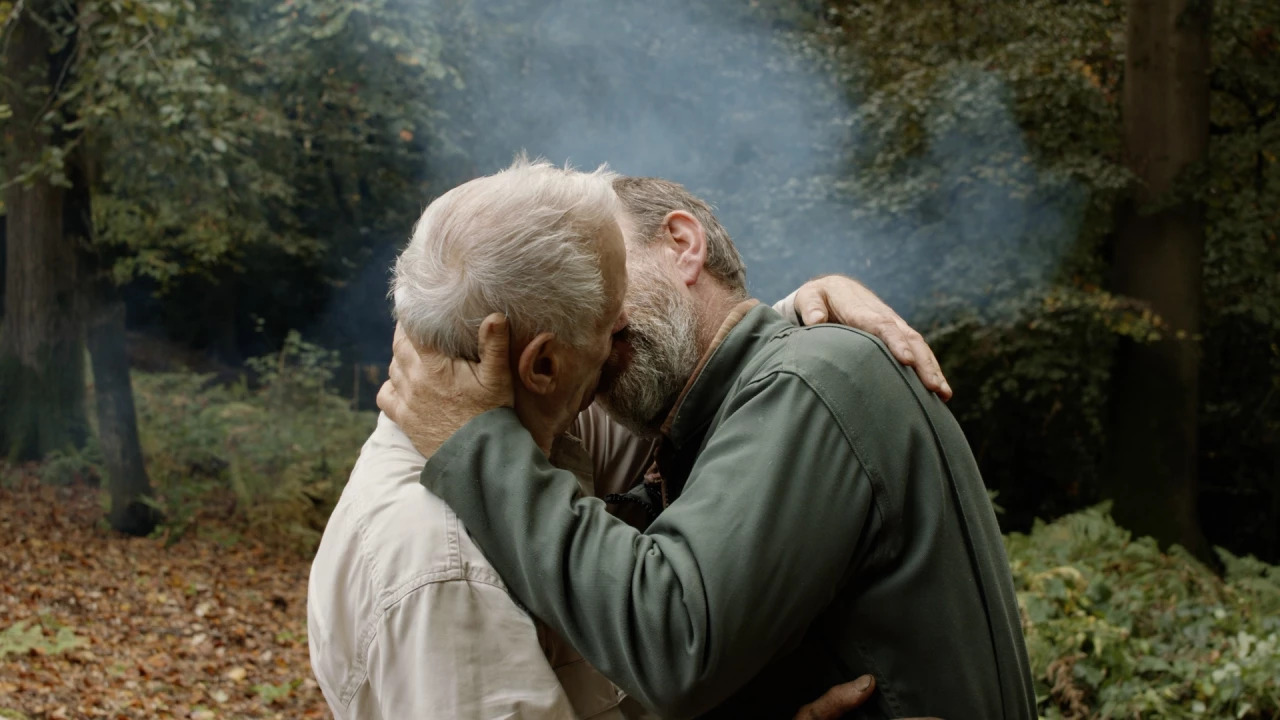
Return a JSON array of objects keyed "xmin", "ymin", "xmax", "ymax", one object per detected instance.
[{"xmin": 659, "ymin": 300, "xmax": 783, "ymax": 451}]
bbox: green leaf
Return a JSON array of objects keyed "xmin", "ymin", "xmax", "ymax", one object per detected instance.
[{"xmin": 0, "ymin": 621, "xmax": 87, "ymax": 658}]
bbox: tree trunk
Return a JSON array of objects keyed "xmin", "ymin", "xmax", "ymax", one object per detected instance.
[
  {"xmin": 1107, "ymin": 0, "xmax": 1213, "ymax": 561},
  {"xmin": 43, "ymin": 4, "xmax": 160, "ymax": 534},
  {"xmin": 0, "ymin": 2, "xmax": 88, "ymax": 461},
  {"xmin": 87, "ymin": 290, "xmax": 158, "ymax": 536},
  {"xmin": 59, "ymin": 126, "xmax": 159, "ymax": 535}
]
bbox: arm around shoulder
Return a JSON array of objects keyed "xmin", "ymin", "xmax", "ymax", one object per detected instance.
[{"xmin": 423, "ymin": 381, "xmax": 879, "ymax": 718}]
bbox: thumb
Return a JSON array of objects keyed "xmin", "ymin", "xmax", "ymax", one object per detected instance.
[
  {"xmin": 798, "ymin": 287, "xmax": 830, "ymax": 326},
  {"xmin": 794, "ymin": 675, "xmax": 875, "ymax": 720},
  {"xmin": 477, "ymin": 313, "xmax": 511, "ymax": 383}
]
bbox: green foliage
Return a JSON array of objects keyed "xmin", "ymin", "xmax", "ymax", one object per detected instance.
[
  {"xmin": 0, "ymin": 620, "xmax": 88, "ymax": 658},
  {"xmin": 35, "ymin": 444, "xmax": 103, "ymax": 488},
  {"xmin": 1, "ymin": 0, "xmax": 453, "ymax": 299},
  {"xmin": 253, "ymin": 677, "xmax": 303, "ymax": 704},
  {"xmin": 133, "ymin": 335, "xmax": 373, "ymax": 550},
  {"xmin": 1199, "ymin": 0, "xmax": 1280, "ymax": 558},
  {"xmin": 1011, "ymin": 506, "xmax": 1280, "ymax": 719},
  {"xmin": 244, "ymin": 329, "xmax": 342, "ymax": 409}
]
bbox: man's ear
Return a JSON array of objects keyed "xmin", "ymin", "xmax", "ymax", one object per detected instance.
[
  {"xmin": 663, "ymin": 210, "xmax": 707, "ymax": 288},
  {"xmin": 516, "ymin": 331, "xmax": 558, "ymax": 395}
]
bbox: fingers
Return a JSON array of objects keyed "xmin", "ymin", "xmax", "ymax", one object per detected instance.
[
  {"xmin": 793, "ymin": 675, "xmax": 875, "ymax": 720},
  {"xmin": 891, "ymin": 322, "xmax": 951, "ymax": 401},
  {"xmin": 387, "ymin": 358, "xmax": 401, "ymax": 398},
  {"xmin": 794, "ymin": 284, "xmax": 831, "ymax": 326},
  {"xmin": 879, "ymin": 320, "xmax": 952, "ymax": 402},
  {"xmin": 908, "ymin": 331, "xmax": 953, "ymax": 402},
  {"xmin": 386, "ymin": 325, "xmax": 409, "ymax": 416},
  {"xmin": 884, "ymin": 320, "xmax": 917, "ymax": 366},
  {"xmin": 477, "ymin": 313, "xmax": 515, "ymax": 406},
  {"xmin": 477, "ymin": 313, "xmax": 510, "ymax": 371},
  {"xmin": 392, "ymin": 323, "xmax": 420, "ymax": 369},
  {"xmin": 376, "ymin": 379, "xmax": 399, "ymax": 419}
]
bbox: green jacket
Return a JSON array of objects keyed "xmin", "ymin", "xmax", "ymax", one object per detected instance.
[{"xmin": 422, "ymin": 305, "xmax": 1036, "ymax": 719}]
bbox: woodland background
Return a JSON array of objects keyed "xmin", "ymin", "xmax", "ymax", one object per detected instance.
[{"xmin": 1, "ymin": 0, "xmax": 1278, "ymax": 717}]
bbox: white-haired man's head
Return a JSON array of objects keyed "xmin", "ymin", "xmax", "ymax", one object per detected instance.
[
  {"xmin": 392, "ymin": 156, "xmax": 629, "ymax": 450},
  {"xmin": 393, "ymin": 156, "xmax": 621, "ymax": 358}
]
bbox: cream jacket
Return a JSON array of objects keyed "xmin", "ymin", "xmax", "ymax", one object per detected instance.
[{"xmin": 308, "ymin": 413, "xmax": 632, "ymax": 719}]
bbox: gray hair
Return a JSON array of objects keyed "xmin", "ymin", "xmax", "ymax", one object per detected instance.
[
  {"xmin": 393, "ymin": 156, "xmax": 620, "ymax": 359},
  {"xmin": 611, "ymin": 176, "xmax": 748, "ymax": 297}
]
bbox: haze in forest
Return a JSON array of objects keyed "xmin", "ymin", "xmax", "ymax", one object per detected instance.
[{"xmin": 415, "ymin": 0, "xmax": 1080, "ymax": 307}]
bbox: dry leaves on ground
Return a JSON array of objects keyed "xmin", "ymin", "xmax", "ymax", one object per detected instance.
[{"xmin": 0, "ymin": 471, "xmax": 330, "ymax": 719}]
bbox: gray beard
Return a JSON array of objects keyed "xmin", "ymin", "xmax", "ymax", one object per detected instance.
[{"xmin": 598, "ymin": 262, "xmax": 702, "ymax": 439}]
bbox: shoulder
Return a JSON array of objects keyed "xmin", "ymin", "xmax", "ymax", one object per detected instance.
[
  {"xmin": 746, "ymin": 324, "xmax": 945, "ymax": 466},
  {"xmin": 316, "ymin": 414, "xmax": 505, "ymax": 599},
  {"xmin": 773, "ymin": 323, "xmax": 899, "ymax": 373},
  {"xmin": 756, "ymin": 324, "xmax": 921, "ymax": 408}
]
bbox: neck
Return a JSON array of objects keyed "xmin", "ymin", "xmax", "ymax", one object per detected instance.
[
  {"xmin": 691, "ymin": 281, "xmax": 745, "ymax": 356},
  {"xmin": 514, "ymin": 395, "xmax": 565, "ymax": 457},
  {"xmin": 529, "ymin": 427, "xmax": 555, "ymax": 457}
]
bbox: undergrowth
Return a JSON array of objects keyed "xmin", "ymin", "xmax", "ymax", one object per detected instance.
[
  {"xmin": 132, "ymin": 331, "xmax": 374, "ymax": 551},
  {"xmin": 1009, "ymin": 506, "xmax": 1280, "ymax": 719}
]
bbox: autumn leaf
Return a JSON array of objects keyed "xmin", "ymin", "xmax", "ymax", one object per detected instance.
[{"xmin": 0, "ymin": 476, "xmax": 328, "ymax": 717}]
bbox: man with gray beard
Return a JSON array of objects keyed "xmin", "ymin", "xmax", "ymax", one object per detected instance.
[{"xmin": 380, "ymin": 176, "xmax": 1034, "ymax": 719}]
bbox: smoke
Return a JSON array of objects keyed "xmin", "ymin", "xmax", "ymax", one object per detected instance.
[
  {"xmin": 433, "ymin": 0, "xmax": 861, "ymax": 303},
  {"xmin": 319, "ymin": 0, "xmax": 1085, "ymax": 364},
  {"xmin": 423, "ymin": 0, "xmax": 1082, "ymax": 314}
]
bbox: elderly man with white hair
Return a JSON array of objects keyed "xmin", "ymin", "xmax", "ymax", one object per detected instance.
[{"xmin": 307, "ymin": 158, "xmax": 950, "ymax": 719}]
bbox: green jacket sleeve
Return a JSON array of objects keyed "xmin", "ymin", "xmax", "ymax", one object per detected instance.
[{"xmin": 421, "ymin": 371, "xmax": 876, "ymax": 719}]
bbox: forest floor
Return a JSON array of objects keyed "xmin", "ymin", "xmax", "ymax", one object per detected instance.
[{"xmin": 0, "ymin": 470, "xmax": 329, "ymax": 719}]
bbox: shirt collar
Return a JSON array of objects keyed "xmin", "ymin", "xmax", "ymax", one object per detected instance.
[{"xmin": 658, "ymin": 300, "xmax": 784, "ymax": 448}]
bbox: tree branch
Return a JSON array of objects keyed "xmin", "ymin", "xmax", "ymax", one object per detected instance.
[{"xmin": 0, "ymin": 0, "xmax": 26, "ymax": 58}]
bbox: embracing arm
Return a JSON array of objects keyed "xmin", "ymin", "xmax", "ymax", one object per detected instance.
[{"xmin": 422, "ymin": 373, "xmax": 875, "ymax": 719}]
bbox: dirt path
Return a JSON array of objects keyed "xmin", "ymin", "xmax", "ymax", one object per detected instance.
[{"xmin": 1, "ymin": 473, "xmax": 329, "ymax": 719}]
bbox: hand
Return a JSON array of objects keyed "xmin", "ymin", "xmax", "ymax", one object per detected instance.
[
  {"xmin": 794, "ymin": 674, "xmax": 876, "ymax": 720},
  {"xmin": 794, "ymin": 275, "xmax": 953, "ymax": 401},
  {"xmin": 793, "ymin": 674, "xmax": 942, "ymax": 720},
  {"xmin": 377, "ymin": 314, "xmax": 514, "ymax": 458}
]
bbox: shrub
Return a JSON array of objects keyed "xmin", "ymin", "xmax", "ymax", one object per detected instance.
[
  {"xmin": 1010, "ymin": 506, "xmax": 1280, "ymax": 719},
  {"xmin": 133, "ymin": 332, "xmax": 374, "ymax": 550}
]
